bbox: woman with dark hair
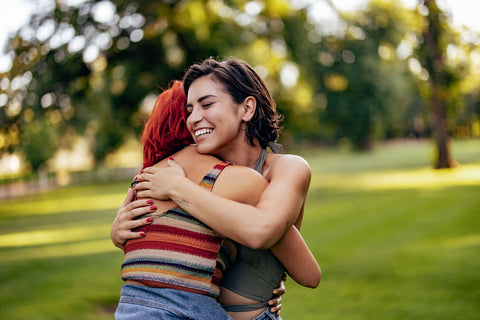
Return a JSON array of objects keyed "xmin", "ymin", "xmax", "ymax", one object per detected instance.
[{"xmin": 113, "ymin": 80, "xmax": 320, "ymax": 320}]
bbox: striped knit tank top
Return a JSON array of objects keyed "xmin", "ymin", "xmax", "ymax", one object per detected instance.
[{"xmin": 121, "ymin": 161, "xmax": 232, "ymax": 298}]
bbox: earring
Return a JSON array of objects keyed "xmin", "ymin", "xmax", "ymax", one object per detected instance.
[{"xmin": 241, "ymin": 121, "xmax": 247, "ymax": 131}]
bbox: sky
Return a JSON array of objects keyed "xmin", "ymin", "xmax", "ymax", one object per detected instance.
[{"xmin": 0, "ymin": 0, "xmax": 480, "ymax": 72}]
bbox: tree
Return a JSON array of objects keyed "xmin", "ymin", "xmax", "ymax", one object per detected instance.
[
  {"xmin": 18, "ymin": 120, "xmax": 58, "ymax": 172},
  {"xmin": 417, "ymin": 0, "xmax": 456, "ymax": 168},
  {"xmin": 284, "ymin": 0, "xmax": 423, "ymax": 149},
  {"xmin": 0, "ymin": 0, "xmax": 303, "ymax": 170}
]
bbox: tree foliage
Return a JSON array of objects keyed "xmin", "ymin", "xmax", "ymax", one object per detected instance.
[{"xmin": 1, "ymin": 0, "xmax": 479, "ymax": 172}]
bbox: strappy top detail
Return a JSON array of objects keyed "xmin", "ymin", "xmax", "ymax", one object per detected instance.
[
  {"xmin": 221, "ymin": 148, "xmax": 285, "ymax": 312},
  {"xmin": 121, "ymin": 161, "xmax": 233, "ymax": 298}
]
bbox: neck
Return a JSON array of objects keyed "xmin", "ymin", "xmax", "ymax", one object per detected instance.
[{"xmin": 217, "ymin": 141, "xmax": 263, "ymax": 169}]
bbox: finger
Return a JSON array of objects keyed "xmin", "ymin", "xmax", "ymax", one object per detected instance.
[
  {"xmin": 268, "ymin": 295, "xmax": 282, "ymax": 305},
  {"xmin": 270, "ymin": 303, "xmax": 281, "ymax": 314},
  {"xmin": 272, "ymin": 281, "xmax": 286, "ymax": 296},
  {"xmin": 126, "ymin": 198, "xmax": 153, "ymax": 212},
  {"xmin": 141, "ymin": 166, "xmax": 158, "ymax": 174},
  {"xmin": 270, "ymin": 305, "xmax": 276, "ymax": 313},
  {"xmin": 122, "ymin": 188, "xmax": 135, "ymax": 206},
  {"xmin": 167, "ymin": 157, "xmax": 176, "ymax": 166},
  {"xmin": 278, "ymin": 280, "xmax": 286, "ymax": 293},
  {"xmin": 128, "ymin": 216, "xmax": 155, "ymax": 230},
  {"xmin": 127, "ymin": 202, "xmax": 157, "ymax": 220},
  {"xmin": 135, "ymin": 190, "xmax": 154, "ymax": 199},
  {"xmin": 124, "ymin": 230, "xmax": 147, "ymax": 240},
  {"xmin": 133, "ymin": 181, "xmax": 149, "ymax": 191},
  {"xmin": 135, "ymin": 172, "xmax": 153, "ymax": 182},
  {"xmin": 274, "ymin": 286, "xmax": 285, "ymax": 295},
  {"xmin": 168, "ymin": 157, "xmax": 186, "ymax": 175}
]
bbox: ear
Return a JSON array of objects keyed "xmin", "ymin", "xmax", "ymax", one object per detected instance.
[{"xmin": 241, "ymin": 96, "xmax": 256, "ymax": 122}]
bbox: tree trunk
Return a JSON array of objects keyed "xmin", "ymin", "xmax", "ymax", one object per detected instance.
[
  {"xmin": 431, "ymin": 92, "xmax": 455, "ymax": 168},
  {"xmin": 422, "ymin": 0, "xmax": 455, "ymax": 169}
]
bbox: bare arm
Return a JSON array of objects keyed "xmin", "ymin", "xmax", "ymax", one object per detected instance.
[
  {"xmin": 271, "ymin": 226, "xmax": 320, "ymax": 288},
  {"xmin": 135, "ymin": 155, "xmax": 311, "ymax": 249}
]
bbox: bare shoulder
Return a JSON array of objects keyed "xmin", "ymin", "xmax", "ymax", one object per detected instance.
[
  {"xmin": 213, "ymin": 165, "xmax": 268, "ymax": 205},
  {"xmin": 270, "ymin": 154, "xmax": 311, "ymax": 180},
  {"xmin": 219, "ymin": 165, "xmax": 267, "ymax": 187},
  {"xmin": 171, "ymin": 145, "xmax": 220, "ymax": 168}
]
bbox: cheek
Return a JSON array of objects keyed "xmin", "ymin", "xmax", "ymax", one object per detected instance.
[{"xmin": 185, "ymin": 117, "xmax": 193, "ymax": 132}]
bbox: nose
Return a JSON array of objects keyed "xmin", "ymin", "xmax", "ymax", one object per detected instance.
[{"xmin": 187, "ymin": 106, "xmax": 203, "ymax": 127}]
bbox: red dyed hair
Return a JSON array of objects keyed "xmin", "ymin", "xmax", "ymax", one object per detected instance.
[{"xmin": 142, "ymin": 80, "xmax": 194, "ymax": 169}]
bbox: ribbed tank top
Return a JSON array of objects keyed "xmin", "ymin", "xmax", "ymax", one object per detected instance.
[
  {"xmin": 121, "ymin": 161, "xmax": 233, "ymax": 298},
  {"xmin": 221, "ymin": 146, "xmax": 285, "ymax": 312}
]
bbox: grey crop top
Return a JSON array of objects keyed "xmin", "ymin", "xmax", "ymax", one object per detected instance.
[{"xmin": 221, "ymin": 145, "xmax": 285, "ymax": 312}]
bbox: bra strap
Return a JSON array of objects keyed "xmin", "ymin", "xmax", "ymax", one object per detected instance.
[
  {"xmin": 253, "ymin": 149, "xmax": 268, "ymax": 174},
  {"xmin": 253, "ymin": 143, "xmax": 282, "ymax": 174}
]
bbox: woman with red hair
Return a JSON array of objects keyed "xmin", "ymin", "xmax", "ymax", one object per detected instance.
[
  {"xmin": 140, "ymin": 80, "xmax": 194, "ymax": 169},
  {"xmin": 113, "ymin": 81, "xmax": 319, "ymax": 320}
]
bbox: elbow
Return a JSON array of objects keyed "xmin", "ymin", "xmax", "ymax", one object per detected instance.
[
  {"xmin": 243, "ymin": 234, "xmax": 272, "ymax": 250},
  {"xmin": 291, "ymin": 265, "xmax": 321, "ymax": 289},
  {"xmin": 241, "ymin": 223, "xmax": 280, "ymax": 250},
  {"xmin": 308, "ymin": 265, "xmax": 321, "ymax": 288}
]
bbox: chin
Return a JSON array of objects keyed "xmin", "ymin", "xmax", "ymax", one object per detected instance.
[{"xmin": 195, "ymin": 143, "xmax": 213, "ymax": 155}]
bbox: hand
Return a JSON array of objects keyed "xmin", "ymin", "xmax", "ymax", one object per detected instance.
[
  {"xmin": 268, "ymin": 275, "xmax": 286, "ymax": 315},
  {"xmin": 110, "ymin": 188, "xmax": 156, "ymax": 250},
  {"xmin": 134, "ymin": 158, "xmax": 186, "ymax": 200}
]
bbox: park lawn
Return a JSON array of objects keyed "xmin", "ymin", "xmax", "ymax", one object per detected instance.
[{"xmin": 0, "ymin": 139, "xmax": 479, "ymax": 319}]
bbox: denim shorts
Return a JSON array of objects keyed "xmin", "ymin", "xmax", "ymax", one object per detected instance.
[
  {"xmin": 251, "ymin": 307, "xmax": 283, "ymax": 320},
  {"xmin": 115, "ymin": 284, "xmax": 234, "ymax": 320}
]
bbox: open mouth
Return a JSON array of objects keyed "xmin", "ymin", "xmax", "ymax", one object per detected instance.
[{"xmin": 194, "ymin": 128, "xmax": 213, "ymax": 138}]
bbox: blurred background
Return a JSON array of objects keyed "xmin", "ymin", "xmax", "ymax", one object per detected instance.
[{"xmin": 0, "ymin": 0, "xmax": 479, "ymax": 319}]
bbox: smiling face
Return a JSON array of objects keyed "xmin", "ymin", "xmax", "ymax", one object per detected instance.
[{"xmin": 186, "ymin": 75, "xmax": 251, "ymax": 158}]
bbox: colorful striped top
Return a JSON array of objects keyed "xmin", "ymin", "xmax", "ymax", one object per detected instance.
[{"xmin": 121, "ymin": 161, "xmax": 233, "ymax": 298}]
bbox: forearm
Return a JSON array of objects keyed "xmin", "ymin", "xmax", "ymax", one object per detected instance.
[
  {"xmin": 271, "ymin": 226, "xmax": 320, "ymax": 288},
  {"xmin": 168, "ymin": 177, "xmax": 286, "ymax": 249}
]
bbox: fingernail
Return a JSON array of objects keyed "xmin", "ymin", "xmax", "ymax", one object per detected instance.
[
  {"xmin": 273, "ymin": 290, "xmax": 278, "ymax": 294},
  {"xmin": 147, "ymin": 200, "xmax": 153, "ymax": 205},
  {"xmin": 140, "ymin": 232, "xmax": 145, "ymax": 237},
  {"xmin": 268, "ymin": 301, "xmax": 273, "ymax": 305},
  {"xmin": 146, "ymin": 217, "xmax": 153, "ymax": 223},
  {"xmin": 168, "ymin": 157, "xmax": 174, "ymax": 161},
  {"xmin": 150, "ymin": 206, "xmax": 157, "ymax": 211}
]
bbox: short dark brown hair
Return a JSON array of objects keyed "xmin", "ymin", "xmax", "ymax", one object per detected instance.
[{"xmin": 183, "ymin": 58, "xmax": 282, "ymax": 149}]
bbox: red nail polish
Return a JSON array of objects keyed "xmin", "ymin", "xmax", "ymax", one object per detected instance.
[
  {"xmin": 146, "ymin": 217, "xmax": 153, "ymax": 223},
  {"xmin": 147, "ymin": 200, "xmax": 153, "ymax": 205},
  {"xmin": 150, "ymin": 206, "xmax": 157, "ymax": 211},
  {"xmin": 168, "ymin": 157, "xmax": 174, "ymax": 161},
  {"xmin": 140, "ymin": 232, "xmax": 145, "ymax": 237}
]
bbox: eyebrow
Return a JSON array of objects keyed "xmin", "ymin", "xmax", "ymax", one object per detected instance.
[{"xmin": 186, "ymin": 94, "xmax": 217, "ymax": 108}]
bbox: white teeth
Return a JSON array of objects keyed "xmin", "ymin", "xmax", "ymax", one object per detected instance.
[{"xmin": 195, "ymin": 128, "xmax": 213, "ymax": 137}]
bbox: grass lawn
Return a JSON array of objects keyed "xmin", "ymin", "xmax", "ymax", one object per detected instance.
[{"xmin": 1, "ymin": 139, "xmax": 479, "ymax": 319}]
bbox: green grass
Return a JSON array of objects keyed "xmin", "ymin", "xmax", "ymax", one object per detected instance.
[{"xmin": 1, "ymin": 139, "xmax": 479, "ymax": 319}]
